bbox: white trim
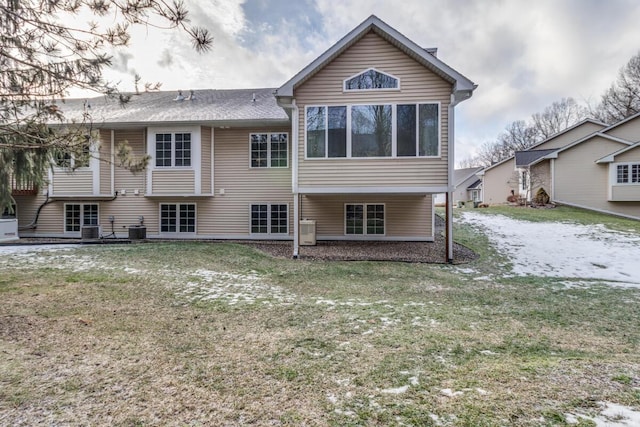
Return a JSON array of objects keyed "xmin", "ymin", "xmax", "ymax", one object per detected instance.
[
  {"xmin": 344, "ymin": 203, "xmax": 386, "ymax": 236},
  {"xmin": 612, "ymin": 162, "xmax": 640, "ymax": 185},
  {"xmin": 91, "ymin": 139, "xmax": 100, "ymax": 195},
  {"xmin": 292, "ymin": 100, "xmax": 299, "ymax": 192},
  {"xmin": 319, "ymin": 235, "xmax": 434, "ymax": 242},
  {"xmin": 275, "ymin": 15, "xmax": 476, "ymax": 98},
  {"xmin": 298, "ymin": 186, "xmax": 448, "ymax": 194},
  {"xmin": 110, "ymin": 130, "xmax": 115, "ymax": 196},
  {"xmin": 158, "ymin": 202, "xmax": 197, "ymax": 234},
  {"xmin": 343, "ymin": 67, "xmax": 400, "ymax": 92},
  {"xmin": 248, "ymin": 202, "xmax": 291, "ymax": 236},
  {"xmin": 249, "ymin": 132, "xmax": 289, "ymax": 169},
  {"xmin": 550, "ymin": 158, "xmax": 555, "ymax": 200},
  {"xmin": 211, "ymin": 127, "xmax": 215, "ymax": 194},
  {"xmin": 293, "ymin": 193, "xmax": 299, "ymax": 257},
  {"xmin": 553, "ymin": 200, "xmax": 640, "ymax": 221},
  {"xmin": 304, "ymin": 102, "xmax": 441, "ymax": 160}
]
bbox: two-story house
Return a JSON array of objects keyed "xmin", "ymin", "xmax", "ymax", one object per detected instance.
[{"xmin": 12, "ymin": 15, "xmax": 476, "ymax": 260}]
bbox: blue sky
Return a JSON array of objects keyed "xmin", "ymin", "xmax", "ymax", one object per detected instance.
[{"xmin": 94, "ymin": 0, "xmax": 640, "ymax": 164}]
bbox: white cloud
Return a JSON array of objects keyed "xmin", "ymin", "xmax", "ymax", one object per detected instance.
[{"xmin": 64, "ymin": 0, "xmax": 640, "ymax": 162}]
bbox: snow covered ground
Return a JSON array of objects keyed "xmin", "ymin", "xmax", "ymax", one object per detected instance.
[{"xmin": 458, "ymin": 211, "xmax": 640, "ymax": 287}]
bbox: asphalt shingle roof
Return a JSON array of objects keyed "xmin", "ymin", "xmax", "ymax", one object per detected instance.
[
  {"xmin": 515, "ymin": 149, "xmax": 557, "ymax": 167},
  {"xmin": 56, "ymin": 88, "xmax": 289, "ymax": 125}
]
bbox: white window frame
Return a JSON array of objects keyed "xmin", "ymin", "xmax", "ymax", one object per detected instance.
[
  {"xmin": 159, "ymin": 203, "xmax": 197, "ymax": 234},
  {"xmin": 249, "ymin": 133, "xmax": 289, "ymax": 168},
  {"xmin": 154, "ymin": 132, "xmax": 193, "ymax": 168},
  {"xmin": 249, "ymin": 203, "xmax": 289, "ymax": 235},
  {"xmin": 305, "ymin": 102, "xmax": 441, "ymax": 160},
  {"xmin": 343, "ymin": 68, "xmax": 400, "ymax": 92},
  {"xmin": 615, "ymin": 162, "xmax": 640, "ymax": 184},
  {"xmin": 53, "ymin": 141, "xmax": 95, "ymax": 170},
  {"xmin": 64, "ymin": 203, "xmax": 99, "ymax": 233},
  {"xmin": 344, "ymin": 203, "xmax": 386, "ymax": 236}
]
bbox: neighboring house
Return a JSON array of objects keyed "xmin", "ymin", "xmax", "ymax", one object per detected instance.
[
  {"xmin": 480, "ymin": 115, "xmax": 640, "ymax": 220},
  {"xmin": 10, "ymin": 15, "xmax": 477, "ymax": 259},
  {"xmin": 434, "ymin": 167, "xmax": 483, "ymax": 205}
]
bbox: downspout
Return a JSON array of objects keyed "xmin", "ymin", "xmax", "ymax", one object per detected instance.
[
  {"xmin": 276, "ymin": 98, "xmax": 299, "ymax": 258},
  {"xmin": 446, "ymin": 96, "xmax": 455, "ymax": 263}
]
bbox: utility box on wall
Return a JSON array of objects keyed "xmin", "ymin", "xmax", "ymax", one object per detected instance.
[{"xmin": 299, "ymin": 219, "xmax": 316, "ymax": 246}]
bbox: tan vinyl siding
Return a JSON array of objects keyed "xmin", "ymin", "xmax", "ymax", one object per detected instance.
[
  {"xmin": 301, "ymin": 194, "xmax": 432, "ymax": 238},
  {"xmin": 109, "ymin": 129, "xmax": 158, "ymax": 234},
  {"xmin": 604, "ymin": 116, "xmax": 640, "ymax": 141},
  {"xmin": 611, "ymin": 185, "xmax": 640, "ymax": 201},
  {"xmin": 201, "ymin": 126, "xmax": 293, "ymax": 236},
  {"xmin": 482, "ymin": 159, "xmax": 516, "ymax": 204},
  {"xmin": 613, "ymin": 146, "xmax": 640, "ymax": 163},
  {"xmin": 51, "ymin": 170, "xmax": 93, "ymax": 195},
  {"xmin": 295, "ymin": 31, "xmax": 452, "ymax": 189},
  {"xmin": 554, "ymin": 136, "xmax": 640, "ymax": 218},
  {"xmin": 536, "ymin": 122, "xmax": 606, "ymax": 150},
  {"xmin": 151, "ymin": 170, "xmax": 196, "ymax": 194},
  {"xmin": 530, "ymin": 161, "xmax": 551, "ymax": 197},
  {"xmin": 99, "ymin": 129, "xmax": 112, "ymax": 195},
  {"xmin": 201, "ymin": 126, "xmax": 212, "ymax": 194}
]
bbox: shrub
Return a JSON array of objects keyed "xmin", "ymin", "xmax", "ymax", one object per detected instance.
[{"xmin": 534, "ymin": 187, "xmax": 550, "ymax": 205}]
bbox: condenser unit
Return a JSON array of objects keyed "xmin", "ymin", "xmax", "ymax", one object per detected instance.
[{"xmin": 299, "ymin": 219, "xmax": 316, "ymax": 246}]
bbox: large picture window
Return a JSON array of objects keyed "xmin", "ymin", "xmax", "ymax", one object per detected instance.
[
  {"xmin": 155, "ymin": 133, "xmax": 191, "ymax": 167},
  {"xmin": 345, "ymin": 203, "xmax": 385, "ymax": 235},
  {"xmin": 250, "ymin": 204, "xmax": 288, "ymax": 234},
  {"xmin": 250, "ymin": 133, "xmax": 288, "ymax": 168},
  {"xmin": 306, "ymin": 103, "xmax": 439, "ymax": 159},
  {"xmin": 616, "ymin": 163, "xmax": 640, "ymax": 184},
  {"xmin": 160, "ymin": 203, "xmax": 196, "ymax": 233},
  {"xmin": 65, "ymin": 204, "xmax": 98, "ymax": 232}
]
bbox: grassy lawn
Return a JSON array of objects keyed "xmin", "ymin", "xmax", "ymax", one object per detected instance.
[{"xmin": 1, "ymin": 208, "xmax": 639, "ymax": 426}]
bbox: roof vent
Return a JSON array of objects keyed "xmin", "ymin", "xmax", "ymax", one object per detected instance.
[
  {"xmin": 186, "ymin": 90, "xmax": 196, "ymax": 101},
  {"xmin": 252, "ymin": 92, "xmax": 256, "ymax": 103},
  {"xmin": 174, "ymin": 90, "xmax": 184, "ymax": 101}
]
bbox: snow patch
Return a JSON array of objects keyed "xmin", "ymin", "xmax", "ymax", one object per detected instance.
[
  {"xmin": 380, "ymin": 385, "xmax": 409, "ymax": 394},
  {"xmin": 459, "ymin": 212, "xmax": 640, "ymax": 286}
]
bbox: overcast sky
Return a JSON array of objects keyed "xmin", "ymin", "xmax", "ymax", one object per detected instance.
[{"xmin": 91, "ymin": 0, "xmax": 640, "ymax": 164}]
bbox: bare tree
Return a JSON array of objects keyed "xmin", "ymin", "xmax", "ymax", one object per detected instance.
[
  {"xmin": 530, "ymin": 97, "xmax": 587, "ymax": 140},
  {"xmin": 497, "ymin": 120, "xmax": 538, "ymax": 153},
  {"xmin": 595, "ymin": 51, "xmax": 640, "ymax": 124},
  {"xmin": 0, "ymin": 0, "xmax": 213, "ymax": 211}
]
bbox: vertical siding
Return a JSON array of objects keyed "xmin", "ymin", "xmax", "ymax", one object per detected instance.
[
  {"xmin": 301, "ymin": 194, "xmax": 432, "ymax": 239},
  {"xmin": 604, "ymin": 116, "xmax": 640, "ymax": 141},
  {"xmin": 554, "ymin": 136, "xmax": 640, "ymax": 218},
  {"xmin": 536, "ymin": 122, "xmax": 605, "ymax": 150},
  {"xmin": 99, "ymin": 129, "xmax": 112, "ymax": 195},
  {"xmin": 201, "ymin": 126, "xmax": 212, "ymax": 194},
  {"xmin": 200, "ymin": 126, "xmax": 293, "ymax": 236},
  {"xmin": 295, "ymin": 31, "xmax": 452, "ymax": 189},
  {"xmin": 482, "ymin": 159, "xmax": 516, "ymax": 204}
]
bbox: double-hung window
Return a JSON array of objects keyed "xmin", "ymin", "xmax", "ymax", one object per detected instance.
[
  {"xmin": 306, "ymin": 103, "xmax": 439, "ymax": 158},
  {"xmin": 250, "ymin": 133, "xmax": 288, "ymax": 168},
  {"xmin": 345, "ymin": 204, "xmax": 385, "ymax": 235},
  {"xmin": 250, "ymin": 204, "xmax": 288, "ymax": 234},
  {"xmin": 155, "ymin": 133, "xmax": 191, "ymax": 167},
  {"xmin": 65, "ymin": 204, "xmax": 98, "ymax": 232},
  {"xmin": 54, "ymin": 143, "xmax": 91, "ymax": 168},
  {"xmin": 616, "ymin": 163, "xmax": 640, "ymax": 184},
  {"xmin": 160, "ymin": 203, "xmax": 196, "ymax": 233}
]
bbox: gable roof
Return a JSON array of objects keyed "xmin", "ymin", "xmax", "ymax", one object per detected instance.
[
  {"xmin": 275, "ymin": 15, "xmax": 476, "ymax": 105},
  {"xmin": 467, "ymin": 179, "xmax": 482, "ymax": 190},
  {"xmin": 453, "ymin": 167, "xmax": 483, "ymax": 188},
  {"xmin": 515, "ymin": 149, "xmax": 557, "ymax": 167},
  {"xmin": 55, "ymin": 88, "xmax": 289, "ymax": 127},
  {"xmin": 542, "ymin": 132, "xmax": 633, "ymax": 160},
  {"xmin": 601, "ymin": 110, "xmax": 640, "ymax": 134},
  {"xmin": 482, "ymin": 118, "xmax": 607, "ymax": 173},
  {"xmin": 596, "ymin": 141, "xmax": 640, "ymax": 163}
]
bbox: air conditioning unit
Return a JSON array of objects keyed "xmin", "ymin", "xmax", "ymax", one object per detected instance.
[{"xmin": 299, "ymin": 219, "xmax": 316, "ymax": 246}]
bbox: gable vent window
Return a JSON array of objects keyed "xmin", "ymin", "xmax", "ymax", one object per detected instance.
[{"xmin": 344, "ymin": 68, "xmax": 399, "ymax": 91}]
